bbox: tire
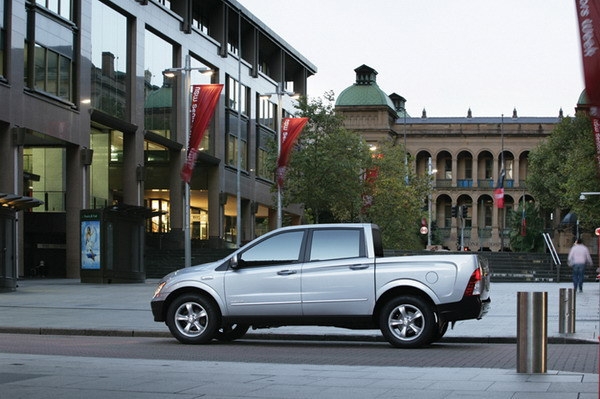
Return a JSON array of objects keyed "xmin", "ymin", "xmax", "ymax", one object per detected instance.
[
  {"xmin": 215, "ymin": 324, "xmax": 250, "ymax": 342},
  {"xmin": 166, "ymin": 294, "xmax": 220, "ymax": 344},
  {"xmin": 379, "ymin": 295, "xmax": 435, "ymax": 348}
]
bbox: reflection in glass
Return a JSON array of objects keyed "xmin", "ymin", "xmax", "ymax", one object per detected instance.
[
  {"xmin": 144, "ymin": 30, "xmax": 174, "ymax": 139},
  {"xmin": 91, "ymin": 2, "xmax": 127, "ymax": 118}
]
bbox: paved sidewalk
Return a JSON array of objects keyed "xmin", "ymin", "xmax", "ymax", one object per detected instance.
[
  {"xmin": 0, "ymin": 279, "xmax": 597, "ymax": 343},
  {"xmin": 0, "ymin": 279, "xmax": 598, "ymax": 398}
]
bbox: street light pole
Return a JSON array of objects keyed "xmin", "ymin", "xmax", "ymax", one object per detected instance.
[
  {"xmin": 262, "ymin": 83, "xmax": 296, "ymax": 229},
  {"xmin": 163, "ymin": 55, "xmax": 211, "ymax": 268}
]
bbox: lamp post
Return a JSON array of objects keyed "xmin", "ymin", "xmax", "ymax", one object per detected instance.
[
  {"xmin": 163, "ymin": 55, "xmax": 211, "ymax": 268},
  {"xmin": 261, "ymin": 83, "xmax": 297, "ymax": 229},
  {"xmin": 427, "ymin": 157, "xmax": 437, "ymax": 247}
]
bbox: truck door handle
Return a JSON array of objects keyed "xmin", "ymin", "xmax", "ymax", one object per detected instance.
[
  {"xmin": 349, "ymin": 264, "xmax": 369, "ymax": 270},
  {"xmin": 277, "ymin": 270, "xmax": 297, "ymax": 275}
]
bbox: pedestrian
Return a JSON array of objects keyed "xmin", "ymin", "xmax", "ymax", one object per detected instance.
[{"xmin": 567, "ymin": 238, "xmax": 593, "ymax": 293}]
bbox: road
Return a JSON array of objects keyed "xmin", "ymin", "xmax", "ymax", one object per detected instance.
[{"xmin": 0, "ymin": 333, "xmax": 597, "ymax": 373}]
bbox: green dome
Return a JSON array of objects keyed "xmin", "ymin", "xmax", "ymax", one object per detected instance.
[
  {"xmin": 577, "ymin": 89, "xmax": 588, "ymax": 106},
  {"xmin": 335, "ymin": 65, "xmax": 396, "ymax": 111}
]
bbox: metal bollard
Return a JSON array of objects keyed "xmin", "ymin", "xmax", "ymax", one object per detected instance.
[
  {"xmin": 558, "ymin": 288, "xmax": 576, "ymax": 334},
  {"xmin": 516, "ymin": 291, "xmax": 547, "ymax": 373}
]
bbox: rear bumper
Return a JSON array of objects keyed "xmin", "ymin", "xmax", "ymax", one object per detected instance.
[{"xmin": 438, "ymin": 295, "xmax": 491, "ymax": 322}]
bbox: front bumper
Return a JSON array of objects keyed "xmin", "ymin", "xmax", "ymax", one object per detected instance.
[{"xmin": 151, "ymin": 300, "xmax": 166, "ymax": 322}]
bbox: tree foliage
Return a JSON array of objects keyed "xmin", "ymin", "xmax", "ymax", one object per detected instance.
[
  {"xmin": 528, "ymin": 115, "xmax": 600, "ymax": 231},
  {"xmin": 270, "ymin": 92, "xmax": 431, "ymax": 249},
  {"xmin": 508, "ymin": 201, "xmax": 545, "ymax": 252},
  {"xmin": 362, "ymin": 141, "xmax": 431, "ymax": 250},
  {"xmin": 283, "ymin": 92, "xmax": 370, "ymax": 223}
]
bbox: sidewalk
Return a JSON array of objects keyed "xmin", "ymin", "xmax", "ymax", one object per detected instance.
[
  {"xmin": 0, "ymin": 279, "xmax": 597, "ymax": 343},
  {"xmin": 0, "ymin": 279, "xmax": 598, "ymax": 398}
]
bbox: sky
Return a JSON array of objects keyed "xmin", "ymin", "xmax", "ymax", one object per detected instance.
[{"xmin": 237, "ymin": 0, "xmax": 584, "ymax": 118}]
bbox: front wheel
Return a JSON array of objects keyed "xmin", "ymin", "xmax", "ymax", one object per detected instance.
[
  {"xmin": 166, "ymin": 294, "xmax": 220, "ymax": 344},
  {"xmin": 379, "ymin": 295, "xmax": 435, "ymax": 348}
]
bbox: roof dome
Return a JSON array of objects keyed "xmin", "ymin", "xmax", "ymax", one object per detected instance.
[
  {"xmin": 577, "ymin": 89, "xmax": 589, "ymax": 106},
  {"xmin": 336, "ymin": 65, "xmax": 396, "ymax": 111}
]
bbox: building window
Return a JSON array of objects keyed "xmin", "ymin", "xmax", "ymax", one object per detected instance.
[
  {"xmin": 91, "ymin": 1, "xmax": 128, "ymax": 119},
  {"xmin": 257, "ymin": 127, "xmax": 274, "ymax": 180},
  {"xmin": 144, "ymin": 29, "xmax": 174, "ymax": 139},
  {"xmin": 258, "ymin": 96, "xmax": 275, "ymax": 130},
  {"xmin": 464, "ymin": 158, "xmax": 472, "ymax": 179},
  {"xmin": 36, "ymin": 0, "xmax": 72, "ymax": 21},
  {"xmin": 227, "ymin": 112, "xmax": 247, "ymax": 170},
  {"xmin": 0, "ymin": 0, "xmax": 5, "ymax": 78},
  {"xmin": 25, "ymin": 7, "xmax": 74, "ymax": 102},
  {"xmin": 227, "ymin": 75, "xmax": 247, "ymax": 115}
]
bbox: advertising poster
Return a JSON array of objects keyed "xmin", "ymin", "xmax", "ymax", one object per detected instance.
[{"xmin": 81, "ymin": 220, "xmax": 100, "ymax": 270}]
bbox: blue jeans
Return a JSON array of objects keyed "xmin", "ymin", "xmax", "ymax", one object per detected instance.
[{"xmin": 572, "ymin": 264, "xmax": 585, "ymax": 291}]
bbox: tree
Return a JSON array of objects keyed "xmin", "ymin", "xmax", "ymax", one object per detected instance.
[
  {"xmin": 362, "ymin": 141, "xmax": 430, "ymax": 250},
  {"xmin": 528, "ymin": 115, "xmax": 600, "ymax": 231},
  {"xmin": 508, "ymin": 201, "xmax": 545, "ymax": 252},
  {"xmin": 282, "ymin": 92, "xmax": 370, "ymax": 223}
]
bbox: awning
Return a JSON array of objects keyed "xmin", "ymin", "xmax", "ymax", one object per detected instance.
[{"xmin": 0, "ymin": 193, "xmax": 44, "ymax": 211}]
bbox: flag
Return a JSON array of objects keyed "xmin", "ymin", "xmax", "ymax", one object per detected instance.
[
  {"xmin": 181, "ymin": 84, "xmax": 223, "ymax": 183},
  {"xmin": 575, "ymin": 0, "xmax": 600, "ymax": 173},
  {"xmin": 494, "ymin": 168, "xmax": 505, "ymax": 208},
  {"xmin": 276, "ymin": 117, "xmax": 309, "ymax": 188},
  {"xmin": 576, "ymin": 0, "xmax": 600, "ymax": 105}
]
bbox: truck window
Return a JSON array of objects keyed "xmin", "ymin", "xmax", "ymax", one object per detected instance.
[
  {"xmin": 240, "ymin": 231, "xmax": 304, "ymax": 266},
  {"xmin": 309, "ymin": 229, "xmax": 363, "ymax": 261}
]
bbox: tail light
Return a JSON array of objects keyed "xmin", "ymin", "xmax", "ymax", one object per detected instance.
[{"xmin": 464, "ymin": 267, "xmax": 482, "ymax": 296}]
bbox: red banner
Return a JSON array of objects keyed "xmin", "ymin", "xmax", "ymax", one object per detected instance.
[
  {"xmin": 276, "ymin": 117, "xmax": 309, "ymax": 188},
  {"xmin": 181, "ymin": 84, "xmax": 223, "ymax": 183},
  {"xmin": 576, "ymin": 0, "xmax": 600, "ymax": 105}
]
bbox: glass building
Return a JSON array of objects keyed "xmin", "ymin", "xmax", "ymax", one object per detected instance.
[{"xmin": 0, "ymin": 0, "xmax": 316, "ymax": 278}]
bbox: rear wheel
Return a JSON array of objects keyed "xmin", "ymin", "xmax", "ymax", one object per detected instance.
[
  {"xmin": 215, "ymin": 324, "xmax": 250, "ymax": 342},
  {"xmin": 379, "ymin": 295, "xmax": 435, "ymax": 348},
  {"xmin": 166, "ymin": 294, "xmax": 220, "ymax": 344}
]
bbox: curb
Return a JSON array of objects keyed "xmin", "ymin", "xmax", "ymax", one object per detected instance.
[{"xmin": 0, "ymin": 327, "xmax": 595, "ymax": 345}]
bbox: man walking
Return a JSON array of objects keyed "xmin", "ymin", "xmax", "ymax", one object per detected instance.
[{"xmin": 568, "ymin": 238, "xmax": 593, "ymax": 293}]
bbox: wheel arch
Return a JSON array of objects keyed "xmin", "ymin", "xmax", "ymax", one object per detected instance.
[
  {"xmin": 374, "ymin": 285, "xmax": 438, "ymax": 322},
  {"xmin": 162, "ymin": 285, "xmax": 223, "ymax": 321}
]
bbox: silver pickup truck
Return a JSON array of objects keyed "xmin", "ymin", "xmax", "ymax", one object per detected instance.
[{"xmin": 151, "ymin": 223, "xmax": 491, "ymax": 348}]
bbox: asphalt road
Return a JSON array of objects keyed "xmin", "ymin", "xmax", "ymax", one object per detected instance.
[{"xmin": 0, "ymin": 333, "xmax": 597, "ymax": 374}]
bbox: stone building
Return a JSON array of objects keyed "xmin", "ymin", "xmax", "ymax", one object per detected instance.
[{"xmin": 336, "ymin": 65, "xmax": 572, "ymax": 252}]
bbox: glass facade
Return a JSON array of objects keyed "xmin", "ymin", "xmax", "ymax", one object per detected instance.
[
  {"xmin": 0, "ymin": 0, "xmax": 5, "ymax": 78},
  {"xmin": 144, "ymin": 29, "xmax": 174, "ymax": 139},
  {"xmin": 91, "ymin": 1, "xmax": 128, "ymax": 119},
  {"xmin": 25, "ymin": 5, "xmax": 74, "ymax": 102}
]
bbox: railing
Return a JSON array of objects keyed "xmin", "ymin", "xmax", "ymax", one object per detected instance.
[{"xmin": 30, "ymin": 191, "xmax": 66, "ymax": 212}]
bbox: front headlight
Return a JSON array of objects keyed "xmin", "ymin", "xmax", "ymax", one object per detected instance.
[{"xmin": 153, "ymin": 281, "xmax": 166, "ymax": 298}]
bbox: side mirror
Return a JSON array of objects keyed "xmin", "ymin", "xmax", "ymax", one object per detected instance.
[{"xmin": 230, "ymin": 254, "xmax": 239, "ymax": 270}]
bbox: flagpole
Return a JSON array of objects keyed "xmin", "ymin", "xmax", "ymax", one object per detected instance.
[
  {"xmin": 500, "ymin": 114, "xmax": 505, "ymax": 252},
  {"xmin": 236, "ymin": 11, "xmax": 242, "ymax": 247},
  {"xmin": 163, "ymin": 57, "xmax": 215, "ymax": 267}
]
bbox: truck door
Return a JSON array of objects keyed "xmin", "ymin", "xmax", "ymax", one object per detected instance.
[
  {"xmin": 301, "ymin": 228, "xmax": 375, "ymax": 316},
  {"xmin": 224, "ymin": 230, "xmax": 304, "ymax": 316}
]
